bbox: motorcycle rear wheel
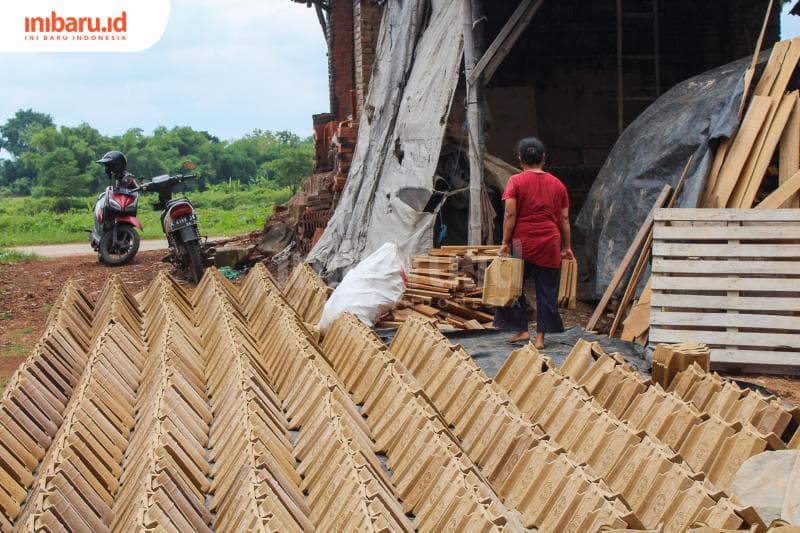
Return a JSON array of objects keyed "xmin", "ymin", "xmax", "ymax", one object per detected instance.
[
  {"xmin": 185, "ymin": 240, "xmax": 205, "ymax": 283},
  {"xmin": 99, "ymin": 225, "xmax": 140, "ymax": 266}
]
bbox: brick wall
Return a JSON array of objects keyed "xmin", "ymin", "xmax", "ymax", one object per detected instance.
[
  {"xmin": 329, "ymin": 0, "xmax": 355, "ymax": 120},
  {"xmin": 354, "ymin": 1, "xmax": 384, "ymax": 117}
]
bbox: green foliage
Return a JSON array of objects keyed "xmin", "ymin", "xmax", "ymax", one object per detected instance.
[
  {"xmin": 0, "ymin": 109, "xmax": 314, "ymax": 198},
  {"xmin": 0, "ymin": 109, "xmax": 54, "ymax": 156},
  {"xmin": 0, "ymin": 247, "xmax": 40, "ymax": 264},
  {"xmin": 0, "ymin": 185, "xmax": 293, "ymax": 246}
]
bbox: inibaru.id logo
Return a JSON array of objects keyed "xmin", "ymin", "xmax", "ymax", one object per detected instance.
[
  {"xmin": 1, "ymin": 0, "xmax": 169, "ymax": 52},
  {"xmin": 25, "ymin": 11, "xmax": 127, "ymax": 34}
]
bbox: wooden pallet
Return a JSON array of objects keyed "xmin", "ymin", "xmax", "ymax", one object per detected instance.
[{"xmin": 650, "ymin": 208, "xmax": 800, "ymax": 373}]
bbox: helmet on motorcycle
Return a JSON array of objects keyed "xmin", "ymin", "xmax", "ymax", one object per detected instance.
[{"xmin": 96, "ymin": 151, "xmax": 127, "ymax": 178}]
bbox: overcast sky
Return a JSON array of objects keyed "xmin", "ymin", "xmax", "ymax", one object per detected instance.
[{"xmin": 1, "ymin": 2, "xmax": 799, "ymax": 142}]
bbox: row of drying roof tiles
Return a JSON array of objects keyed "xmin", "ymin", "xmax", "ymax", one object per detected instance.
[{"xmin": 0, "ymin": 263, "xmax": 797, "ymax": 531}]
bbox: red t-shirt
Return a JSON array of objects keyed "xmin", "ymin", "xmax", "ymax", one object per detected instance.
[{"xmin": 502, "ymin": 170, "xmax": 569, "ymax": 269}]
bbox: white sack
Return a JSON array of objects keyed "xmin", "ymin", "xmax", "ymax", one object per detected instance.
[{"xmin": 318, "ymin": 242, "xmax": 407, "ymax": 333}]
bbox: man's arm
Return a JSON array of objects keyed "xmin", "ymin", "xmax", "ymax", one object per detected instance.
[
  {"xmin": 560, "ymin": 207, "xmax": 574, "ymax": 259},
  {"xmin": 499, "ymin": 198, "xmax": 517, "ymax": 256}
]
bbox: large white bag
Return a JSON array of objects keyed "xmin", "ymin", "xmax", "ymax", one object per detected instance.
[{"xmin": 319, "ymin": 242, "xmax": 408, "ymax": 333}]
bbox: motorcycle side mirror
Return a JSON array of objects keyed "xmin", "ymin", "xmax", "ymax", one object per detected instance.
[{"xmin": 181, "ymin": 161, "xmax": 197, "ymax": 171}]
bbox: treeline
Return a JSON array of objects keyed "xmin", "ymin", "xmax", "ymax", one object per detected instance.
[{"xmin": 0, "ymin": 109, "xmax": 314, "ymax": 197}]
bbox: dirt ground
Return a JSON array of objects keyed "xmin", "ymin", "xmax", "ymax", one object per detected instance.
[
  {"xmin": 1, "ymin": 251, "xmax": 799, "ymax": 405},
  {"xmin": 0, "ymin": 251, "xmax": 169, "ymax": 388}
]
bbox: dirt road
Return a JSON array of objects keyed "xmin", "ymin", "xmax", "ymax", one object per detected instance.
[{"xmin": 13, "ymin": 239, "xmax": 171, "ymax": 258}]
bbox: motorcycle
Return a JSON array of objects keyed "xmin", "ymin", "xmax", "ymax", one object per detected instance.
[
  {"xmin": 137, "ymin": 162, "xmax": 211, "ymax": 283},
  {"xmin": 90, "ymin": 178, "xmax": 142, "ymax": 266}
]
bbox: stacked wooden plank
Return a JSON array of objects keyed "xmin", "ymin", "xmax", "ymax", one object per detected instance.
[
  {"xmin": 669, "ymin": 362, "xmax": 800, "ymax": 447},
  {"xmin": 651, "ymin": 342, "xmax": 711, "ymax": 389},
  {"xmin": 703, "ymin": 37, "xmax": 800, "ymax": 210},
  {"xmin": 558, "ymin": 258, "xmax": 578, "ymax": 309},
  {"xmin": 378, "ymin": 245, "xmax": 500, "ymax": 330},
  {"xmin": 326, "ymin": 313, "xmax": 637, "ymax": 530},
  {"xmin": 394, "ymin": 317, "xmax": 760, "ymax": 531},
  {"xmin": 496, "ymin": 340, "xmax": 768, "ymax": 529},
  {"xmin": 6, "ymin": 264, "xmax": 800, "ymax": 530},
  {"xmin": 650, "ymin": 209, "xmax": 800, "ymax": 372},
  {"xmin": 604, "ymin": 37, "xmax": 800, "ymax": 347},
  {"xmin": 283, "ymin": 262, "xmax": 331, "ymax": 324}
]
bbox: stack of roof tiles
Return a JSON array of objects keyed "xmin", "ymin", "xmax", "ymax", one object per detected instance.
[{"xmin": 0, "ymin": 264, "xmax": 796, "ymax": 531}]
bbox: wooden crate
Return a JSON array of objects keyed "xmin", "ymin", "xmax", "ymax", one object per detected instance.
[{"xmin": 650, "ymin": 209, "xmax": 800, "ymax": 373}]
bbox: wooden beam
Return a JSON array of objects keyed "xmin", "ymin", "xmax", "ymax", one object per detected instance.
[
  {"xmin": 732, "ymin": 90, "xmax": 798, "ymax": 208},
  {"xmin": 779, "ymin": 92, "xmax": 800, "ymax": 207},
  {"xmin": 755, "ymin": 168, "xmax": 800, "ymax": 208},
  {"xmin": 709, "ymin": 95, "xmax": 773, "ymax": 207},
  {"xmin": 466, "ymin": 0, "xmax": 544, "ymax": 86},
  {"xmin": 740, "ymin": 0, "xmax": 774, "ymax": 118},
  {"xmin": 608, "ymin": 156, "xmax": 691, "ymax": 337},
  {"xmin": 586, "ymin": 184, "xmax": 671, "ymax": 332},
  {"xmin": 463, "ymin": 0, "xmax": 486, "ymax": 246}
]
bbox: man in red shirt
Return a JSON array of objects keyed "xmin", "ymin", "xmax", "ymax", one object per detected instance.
[{"xmin": 496, "ymin": 137, "xmax": 574, "ymax": 348}]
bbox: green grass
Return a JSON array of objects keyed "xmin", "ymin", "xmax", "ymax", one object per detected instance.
[
  {"xmin": 0, "ymin": 247, "xmax": 41, "ymax": 264},
  {"xmin": 0, "ymin": 185, "xmax": 293, "ymax": 246},
  {"xmin": 0, "ymin": 377, "xmax": 7, "ymax": 393},
  {"xmin": 0, "ymin": 311, "xmax": 13, "ymax": 320},
  {"xmin": 0, "ymin": 344, "xmax": 26, "ymax": 357},
  {"xmin": 12, "ymin": 327, "xmax": 33, "ymax": 338}
]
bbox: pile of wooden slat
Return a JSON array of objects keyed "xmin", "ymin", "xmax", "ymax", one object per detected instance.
[
  {"xmin": 595, "ymin": 33, "xmax": 800, "ymax": 348},
  {"xmin": 377, "ymin": 245, "xmax": 500, "ymax": 330},
  {"xmin": 651, "ymin": 342, "xmax": 711, "ymax": 389},
  {"xmin": 558, "ymin": 258, "xmax": 577, "ymax": 309},
  {"xmin": 648, "ymin": 209, "xmax": 800, "ymax": 372},
  {"xmin": 703, "ymin": 37, "xmax": 800, "ymax": 210}
]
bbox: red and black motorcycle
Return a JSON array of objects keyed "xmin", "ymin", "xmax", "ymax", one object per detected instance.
[{"xmin": 91, "ymin": 151, "xmax": 142, "ymax": 265}]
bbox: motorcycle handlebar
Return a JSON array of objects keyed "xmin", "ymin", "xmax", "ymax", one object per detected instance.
[{"xmin": 136, "ymin": 173, "xmax": 197, "ymax": 193}]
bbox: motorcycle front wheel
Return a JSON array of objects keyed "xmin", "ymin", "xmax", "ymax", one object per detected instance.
[
  {"xmin": 184, "ymin": 240, "xmax": 205, "ymax": 283},
  {"xmin": 99, "ymin": 225, "xmax": 140, "ymax": 266}
]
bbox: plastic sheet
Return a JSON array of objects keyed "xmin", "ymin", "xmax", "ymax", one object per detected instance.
[
  {"xmin": 575, "ymin": 53, "xmax": 768, "ymax": 298},
  {"xmin": 308, "ymin": 0, "xmax": 463, "ymax": 280}
]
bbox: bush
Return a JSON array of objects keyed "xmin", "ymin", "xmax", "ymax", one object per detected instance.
[{"xmin": 51, "ymin": 197, "xmax": 89, "ymax": 214}]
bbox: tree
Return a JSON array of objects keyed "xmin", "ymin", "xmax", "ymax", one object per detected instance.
[
  {"xmin": 0, "ymin": 108, "xmax": 314, "ymax": 196},
  {"xmin": 0, "ymin": 109, "xmax": 54, "ymax": 157},
  {"xmin": 263, "ymin": 144, "xmax": 313, "ymax": 193},
  {"xmin": 26, "ymin": 147, "xmax": 87, "ymax": 197}
]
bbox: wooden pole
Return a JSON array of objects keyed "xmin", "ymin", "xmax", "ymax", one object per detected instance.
[
  {"xmin": 586, "ymin": 184, "xmax": 672, "ymax": 332},
  {"xmin": 463, "ymin": 0, "xmax": 486, "ymax": 246},
  {"xmin": 608, "ymin": 156, "xmax": 692, "ymax": 337},
  {"xmin": 466, "ymin": 0, "xmax": 544, "ymax": 87}
]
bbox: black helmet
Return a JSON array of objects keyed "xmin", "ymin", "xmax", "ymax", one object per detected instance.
[{"xmin": 96, "ymin": 151, "xmax": 127, "ymax": 177}]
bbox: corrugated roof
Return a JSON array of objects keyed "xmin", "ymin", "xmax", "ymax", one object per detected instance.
[{"xmin": 0, "ymin": 264, "xmax": 795, "ymax": 531}]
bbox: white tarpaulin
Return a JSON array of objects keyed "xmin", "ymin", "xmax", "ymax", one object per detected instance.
[{"xmin": 307, "ymin": 0, "xmax": 464, "ymax": 279}]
